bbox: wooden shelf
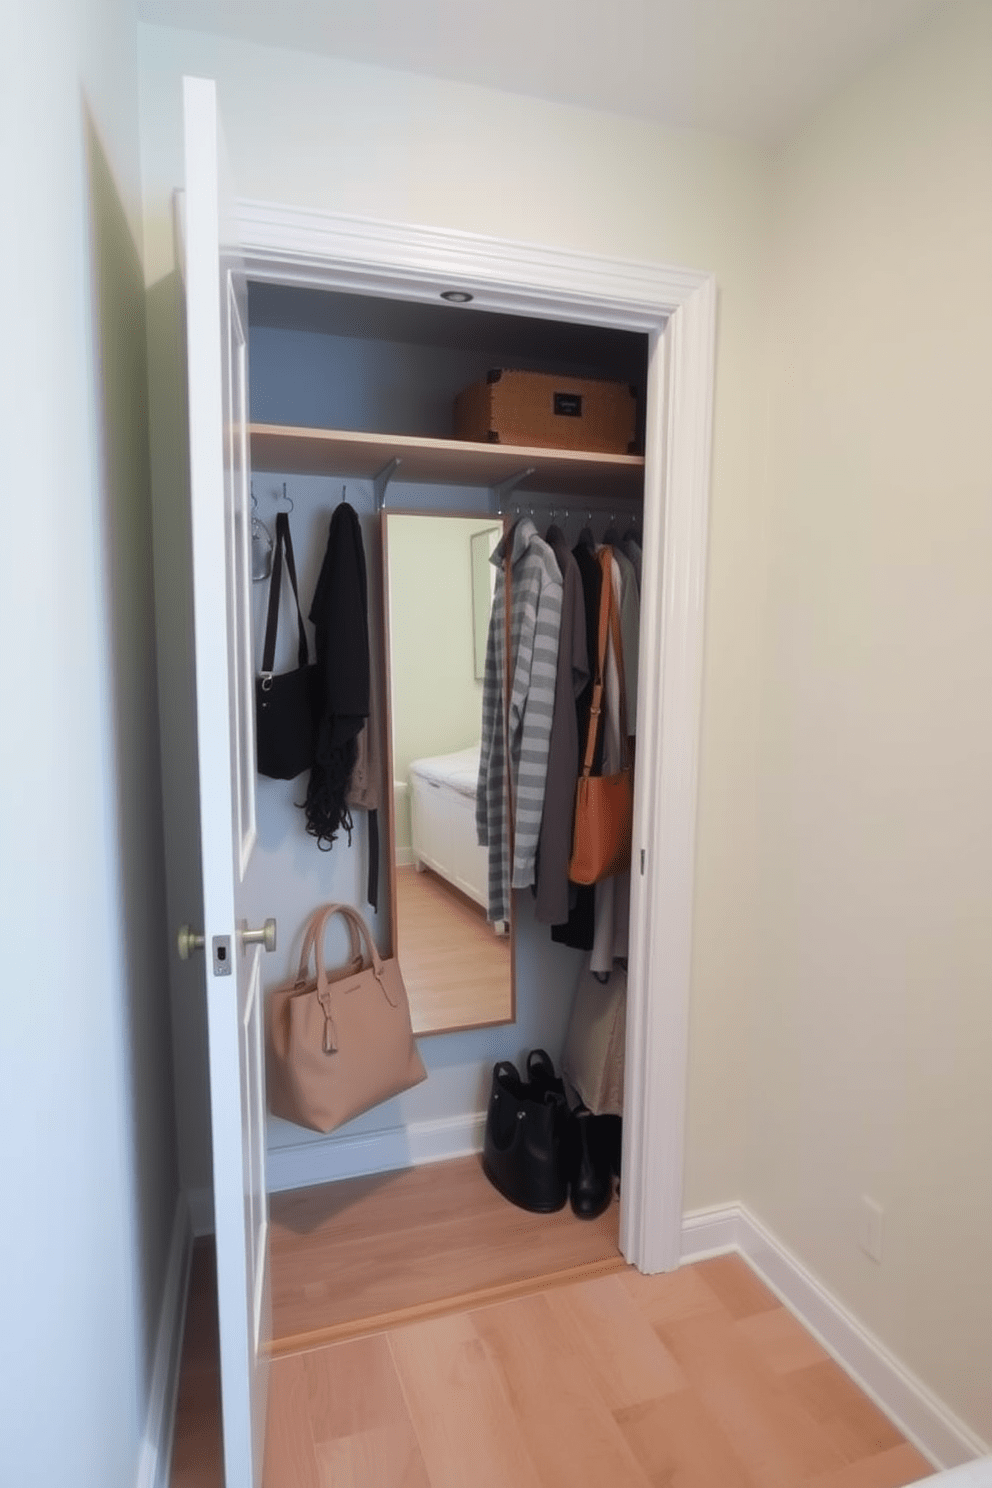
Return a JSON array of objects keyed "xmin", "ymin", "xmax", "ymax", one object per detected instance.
[{"xmin": 249, "ymin": 423, "xmax": 644, "ymax": 502}]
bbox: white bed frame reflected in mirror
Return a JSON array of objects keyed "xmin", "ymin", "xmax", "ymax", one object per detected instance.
[{"xmin": 381, "ymin": 510, "xmax": 514, "ymax": 1035}]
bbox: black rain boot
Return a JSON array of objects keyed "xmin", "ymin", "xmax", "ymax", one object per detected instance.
[{"xmin": 568, "ymin": 1104, "xmax": 613, "ymax": 1220}]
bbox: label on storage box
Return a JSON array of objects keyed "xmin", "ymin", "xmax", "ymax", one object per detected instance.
[{"xmin": 553, "ymin": 391, "xmax": 583, "ymax": 417}]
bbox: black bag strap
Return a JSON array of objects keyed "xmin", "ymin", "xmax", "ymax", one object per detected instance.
[{"xmin": 261, "ymin": 511, "xmax": 310, "ymax": 677}]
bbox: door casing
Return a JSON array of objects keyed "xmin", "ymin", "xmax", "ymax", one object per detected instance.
[{"xmin": 236, "ymin": 201, "xmax": 717, "ymax": 1273}]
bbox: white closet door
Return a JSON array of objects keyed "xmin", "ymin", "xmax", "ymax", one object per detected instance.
[{"xmin": 182, "ymin": 74, "xmax": 271, "ymax": 1486}]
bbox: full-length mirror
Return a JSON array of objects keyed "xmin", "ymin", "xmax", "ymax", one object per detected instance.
[{"xmin": 383, "ymin": 511, "xmax": 514, "ymax": 1035}]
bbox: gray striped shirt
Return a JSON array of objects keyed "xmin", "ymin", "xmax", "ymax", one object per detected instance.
[{"xmin": 476, "ymin": 519, "xmax": 563, "ymax": 924}]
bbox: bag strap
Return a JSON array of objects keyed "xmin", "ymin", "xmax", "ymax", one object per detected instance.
[
  {"xmin": 261, "ymin": 511, "xmax": 310, "ymax": 677},
  {"xmin": 578, "ymin": 551, "xmax": 614, "ymax": 782},
  {"xmin": 297, "ymin": 902, "xmax": 398, "ymax": 1010},
  {"xmin": 294, "ymin": 902, "xmax": 363, "ymax": 986},
  {"xmin": 605, "ymin": 550, "xmax": 631, "ymax": 770}
]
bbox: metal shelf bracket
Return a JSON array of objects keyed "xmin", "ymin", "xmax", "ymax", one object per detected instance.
[
  {"xmin": 493, "ymin": 466, "xmax": 536, "ymax": 514},
  {"xmin": 373, "ymin": 457, "xmax": 401, "ymax": 511}
]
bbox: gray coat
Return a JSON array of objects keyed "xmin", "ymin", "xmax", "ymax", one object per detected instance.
[{"xmin": 476, "ymin": 519, "xmax": 563, "ymax": 924}]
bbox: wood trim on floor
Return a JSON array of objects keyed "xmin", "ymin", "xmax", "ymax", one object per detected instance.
[{"xmin": 268, "ymin": 1252, "xmax": 630, "ymax": 1357}]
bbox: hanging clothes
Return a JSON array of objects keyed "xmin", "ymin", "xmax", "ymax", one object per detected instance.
[
  {"xmin": 344, "ymin": 693, "xmax": 381, "ymax": 910},
  {"xmin": 606, "ymin": 539, "xmax": 640, "ymax": 734},
  {"xmin": 304, "ymin": 501, "xmax": 370, "ymax": 850},
  {"xmin": 551, "ymin": 537, "xmax": 604, "ymax": 950},
  {"xmin": 590, "ymin": 546, "xmax": 631, "ymax": 975},
  {"xmin": 477, "ymin": 518, "xmax": 563, "ymax": 925},
  {"xmin": 622, "ymin": 531, "xmax": 642, "ymax": 592},
  {"xmin": 533, "ymin": 525, "xmax": 589, "ymax": 926}
]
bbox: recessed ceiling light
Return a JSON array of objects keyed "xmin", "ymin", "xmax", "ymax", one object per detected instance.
[{"xmin": 440, "ymin": 290, "xmax": 473, "ymax": 303}]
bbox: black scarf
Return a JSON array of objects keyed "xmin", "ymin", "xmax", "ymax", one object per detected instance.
[{"xmin": 304, "ymin": 502, "xmax": 370, "ymax": 849}]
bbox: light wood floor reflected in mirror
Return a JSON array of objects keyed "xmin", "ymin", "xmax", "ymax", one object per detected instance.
[
  {"xmin": 397, "ymin": 862, "xmax": 511, "ymax": 1035},
  {"xmin": 382, "ymin": 510, "xmax": 514, "ymax": 1035}
]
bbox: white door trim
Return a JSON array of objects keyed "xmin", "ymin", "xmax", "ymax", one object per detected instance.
[{"xmin": 234, "ymin": 201, "xmax": 716, "ymax": 1273}]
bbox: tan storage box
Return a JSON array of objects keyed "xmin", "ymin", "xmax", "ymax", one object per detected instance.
[{"xmin": 454, "ymin": 368, "xmax": 638, "ymax": 455}]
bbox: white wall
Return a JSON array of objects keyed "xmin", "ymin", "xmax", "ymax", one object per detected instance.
[
  {"xmin": 750, "ymin": 0, "xmax": 992, "ymax": 1443},
  {"xmin": 137, "ymin": 26, "xmax": 772, "ymax": 1208},
  {"xmin": 0, "ymin": 0, "xmax": 179, "ymax": 1483}
]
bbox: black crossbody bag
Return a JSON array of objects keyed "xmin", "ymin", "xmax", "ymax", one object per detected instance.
[{"xmin": 256, "ymin": 512, "xmax": 320, "ymax": 780}]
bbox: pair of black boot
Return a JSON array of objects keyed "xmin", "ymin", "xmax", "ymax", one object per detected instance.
[{"xmin": 481, "ymin": 1050, "xmax": 616, "ymax": 1220}]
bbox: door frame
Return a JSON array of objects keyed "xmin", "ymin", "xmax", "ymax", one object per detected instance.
[{"xmin": 235, "ymin": 201, "xmax": 716, "ymax": 1273}]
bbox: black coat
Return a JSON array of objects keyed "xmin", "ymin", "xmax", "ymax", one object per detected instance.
[
  {"xmin": 304, "ymin": 502, "xmax": 370, "ymax": 848},
  {"xmin": 550, "ymin": 533, "xmax": 603, "ymax": 949}
]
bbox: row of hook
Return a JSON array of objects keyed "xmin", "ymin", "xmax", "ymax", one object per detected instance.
[
  {"xmin": 510, "ymin": 501, "xmax": 641, "ymax": 531},
  {"xmin": 252, "ymin": 481, "xmax": 640, "ymax": 582},
  {"xmin": 251, "ymin": 481, "xmax": 353, "ymax": 582}
]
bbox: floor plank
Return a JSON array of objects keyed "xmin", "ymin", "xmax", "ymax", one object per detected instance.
[
  {"xmin": 736, "ymin": 1304, "xmax": 833, "ymax": 1375},
  {"xmin": 804, "ymin": 1444, "xmax": 936, "ymax": 1488},
  {"xmin": 616, "ymin": 1390, "xmax": 760, "ymax": 1488},
  {"xmin": 655, "ymin": 1309, "xmax": 848, "ymax": 1486},
  {"xmin": 788, "ymin": 1360, "xmax": 907, "ymax": 1465},
  {"xmin": 261, "ymin": 1354, "xmax": 321, "ymax": 1488},
  {"xmin": 693, "ymin": 1253, "xmax": 781, "ymax": 1319},
  {"xmin": 469, "ymin": 1292, "xmax": 656, "ymax": 1488},
  {"xmin": 541, "ymin": 1273, "xmax": 687, "ymax": 1410},
  {"xmin": 299, "ymin": 1334, "xmax": 430, "ymax": 1488},
  {"xmin": 388, "ymin": 1311, "xmax": 545, "ymax": 1488}
]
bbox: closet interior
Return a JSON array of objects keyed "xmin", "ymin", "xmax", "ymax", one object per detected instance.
[{"xmin": 244, "ymin": 277, "xmax": 650, "ymax": 1342}]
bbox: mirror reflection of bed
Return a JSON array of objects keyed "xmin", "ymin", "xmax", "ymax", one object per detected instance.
[{"xmin": 383, "ymin": 512, "xmax": 514, "ymax": 1036}]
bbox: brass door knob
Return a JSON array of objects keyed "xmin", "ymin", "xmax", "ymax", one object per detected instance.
[
  {"xmin": 242, "ymin": 917, "xmax": 277, "ymax": 953},
  {"xmin": 177, "ymin": 925, "xmax": 205, "ymax": 960}
]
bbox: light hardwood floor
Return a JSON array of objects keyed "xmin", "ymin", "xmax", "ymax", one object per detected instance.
[
  {"xmin": 268, "ymin": 1155, "xmax": 623, "ymax": 1353},
  {"xmin": 172, "ymin": 1160, "xmax": 935, "ymax": 1488},
  {"xmin": 396, "ymin": 864, "xmax": 511, "ymax": 1034}
]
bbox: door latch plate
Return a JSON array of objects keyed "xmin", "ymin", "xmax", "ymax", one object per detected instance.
[{"xmin": 212, "ymin": 935, "xmax": 233, "ymax": 977}]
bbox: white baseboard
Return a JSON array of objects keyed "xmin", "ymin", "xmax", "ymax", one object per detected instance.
[
  {"xmin": 266, "ymin": 1110, "xmax": 486, "ymax": 1193},
  {"xmin": 135, "ymin": 1194, "xmax": 193, "ymax": 1488},
  {"xmin": 681, "ymin": 1203, "xmax": 990, "ymax": 1474}
]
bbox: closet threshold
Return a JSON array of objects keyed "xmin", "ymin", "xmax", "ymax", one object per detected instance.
[
  {"xmin": 249, "ymin": 423, "xmax": 645, "ymax": 501},
  {"xmin": 266, "ymin": 1154, "xmax": 624, "ymax": 1355}
]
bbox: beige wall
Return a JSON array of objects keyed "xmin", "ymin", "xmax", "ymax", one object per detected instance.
[
  {"xmin": 751, "ymin": 0, "xmax": 992, "ymax": 1440},
  {"xmin": 138, "ymin": 23, "xmax": 773, "ymax": 1211}
]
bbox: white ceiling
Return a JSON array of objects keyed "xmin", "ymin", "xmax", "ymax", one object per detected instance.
[{"xmin": 136, "ymin": 0, "xmax": 948, "ymax": 143}]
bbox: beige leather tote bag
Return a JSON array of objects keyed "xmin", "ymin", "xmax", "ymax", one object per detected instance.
[{"xmin": 266, "ymin": 902, "xmax": 426, "ymax": 1133}]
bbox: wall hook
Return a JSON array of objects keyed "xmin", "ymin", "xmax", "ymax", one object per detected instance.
[{"xmin": 250, "ymin": 487, "xmax": 273, "ymax": 582}]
